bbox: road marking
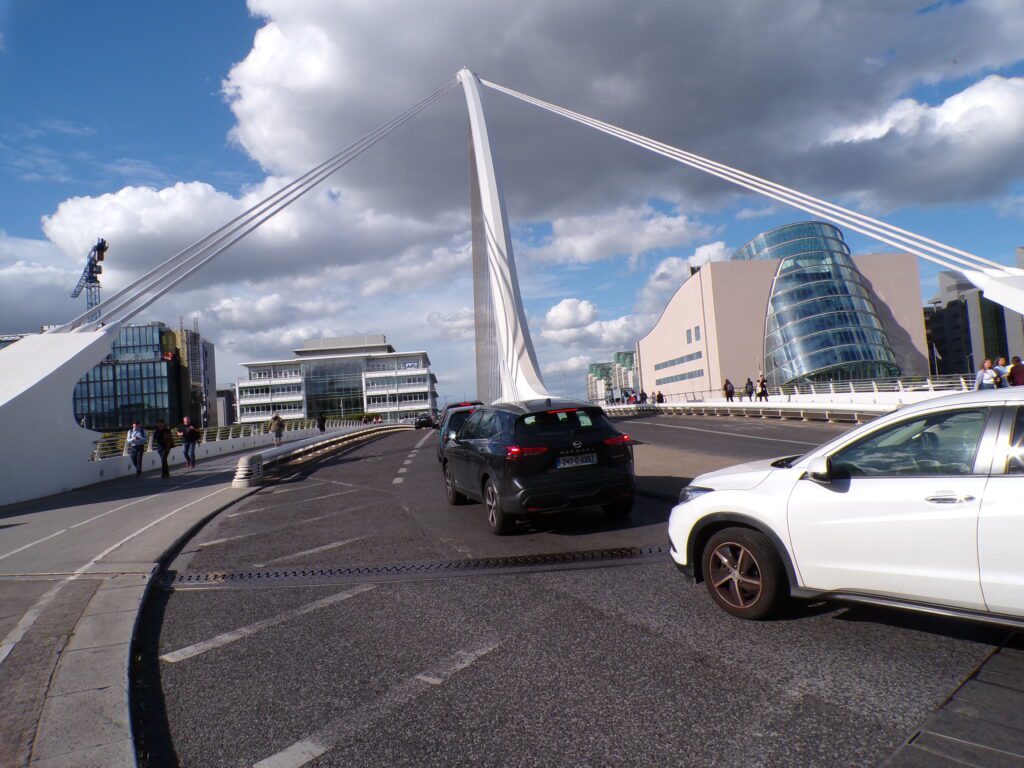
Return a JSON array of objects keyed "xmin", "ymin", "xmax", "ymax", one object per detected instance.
[
  {"xmin": 402, "ymin": 459, "xmax": 413, "ymax": 465},
  {"xmin": 631, "ymin": 420, "xmax": 821, "ymax": 446},
  {"xmin": 0, "ymin": 486, "xmax": 228, "ymax": 667},
  {"xmin": 199, "ymin": 511, "xmax": 337, "ymax": 548},
  {"xmin": 254, "ymin": 537, "xmax": 367, "ymax": 567},
  {"xmin": 275, "ymin": 489, "xmax": 359, "ymax": 505},
  {"xmin": 397, "ymin": 468, "xmax": 407, "ymax": 474},
  {"xmin": 160, "ymin": 584, "xmax": 375, "ymax": 664},
  {"xmin": 391, "ymin": 477, "xmax": 404, "ymax": 485},
  {"xmin": 414, "ymin": 432, "xmax": 433, "ymax": 448},
  {"xmin": 253, "ymin": 640, "xmax": 500, "ymax": 768},
  {"xmin": 270, "ymin": 482, "xmax": 325, "ymax": 495},
  {"xmin": 226, "ymin": 506, "xmax": 267, "ymax": 518},
  {"xmin": 0, "ymin": 529, "xmax": 68, "ymax": 562}
]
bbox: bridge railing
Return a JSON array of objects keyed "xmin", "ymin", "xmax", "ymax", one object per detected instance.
[{"xmin": 90, "ymin": 418, "xmax": 364, "ymax": 461}]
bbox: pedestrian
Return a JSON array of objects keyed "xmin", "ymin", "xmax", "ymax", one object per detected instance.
[
  {"xmin": 268, "ymin": 412, "xmax": 285, "ymax": 446},
  {"xmin": 994, "ymin": 357, "xmax": 1011, "ymax": 388},
  {"xmin": 723, "ymin": 379, "xmax": 735, "ymax": 402},
  {"xmin": 126, "ymin": 421, "xmax": 147, "ymax": 476},
  {"xmin": 744, "ymin": 378, "xmax": 755, "ymax": 401},
  {"xmin": 755, "ymin": 374, "xmax": 769, "ymax": 402},
  {"xmin": 656, "ymin": 391, "xmax": 664, "ymax": 404},
  {"xmin": 316, "ymin": 412, "xmax": 326, "ymax": 433},
  {"xmin": 640, "ymin": 390, "xmax": 648, "ymax": 404},
  {"xmin": 153, "ymin": 419, "xmax": 173, "ymax": 478},
  {"xmin": 975, "ymin": 359, "xmax": 1001, "ymax": 390},
  {"xmin": 1008, "ymin": 356, "xmax": 1024, "ymax": 387},
  {"xmin": 177, "ymin": 416, "xmax": 200, "ymax": 469}
]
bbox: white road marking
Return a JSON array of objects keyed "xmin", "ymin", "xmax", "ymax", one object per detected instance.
[
  {"xmin": 0, "ymin": 486, "xmax": 228, "ymax": 667},
  {"xmin": 253, "ymin": 537, "xmax": 367, "ymax": 567},
  {"xmin": 631, "ymin": 420, "xmax": 821, "ymax": 446},
  {"xmin": 402, "ymin": 460, "xmax": 413, "ymax": 465},
  {"xmin": 397, "ymin": 468, "xmax": 407, "ymax": 474},
  {"xmin": 391, "ymin": 477, "xmax": 404, "ymax": 485},
  {"xmin": 253, "ymin": 640, "xmax": 500, "ymax": 768},
  {"xmin": 160, "ymin": 584, "xmax": 375, "ymax": 664},
  {"xmin": 270, "ymin": 482, "xmax": 325, "ymax": 495},
  {"xmin": 0, "ymin": 529, "xmax": 68, "ymax": 562},
  {"xmin": 276, "ymin": 489, "xmax": 359, "ymax": 505},
  {"xmin": 198, "ymin": 512, "xmax": 337, "ymax": 548},
  {"xmin": 414, "ymin": 432, "xmax": 433, "ymax": 448},
  {"xmin": 225, "ymin": 506, "xmax": 267, "ymax": 518}
]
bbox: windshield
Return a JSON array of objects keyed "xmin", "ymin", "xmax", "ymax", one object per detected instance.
[{"xmin": 515, "ymin": 408, "xmax": 609, "ymax": 437}]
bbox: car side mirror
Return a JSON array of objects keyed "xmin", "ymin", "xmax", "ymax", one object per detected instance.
[
  {"xmin": 446, "ymin": 431, "xmax": 458, "ymax": 443},
  {"xmin": 806, "ymin": 455, "xmax": 831, "ymax": 484}
]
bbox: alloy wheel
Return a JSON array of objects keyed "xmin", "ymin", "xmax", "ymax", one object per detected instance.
[
  {"xmin": 708, "ymin": 541, "xmax": 763, "ymax": 609},
  {"xmin": 486, "ymin": 484, "xmax": 498, "ymax": 528}
]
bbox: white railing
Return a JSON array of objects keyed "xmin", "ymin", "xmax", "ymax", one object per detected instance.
[{"xmin": 604, "ymin": 402, "xmax": 888, "ymax": 424}]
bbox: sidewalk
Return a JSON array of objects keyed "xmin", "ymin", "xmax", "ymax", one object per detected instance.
[{"xmin": 0, "ymin": 453, "xmax": 257, "ymax": 767}]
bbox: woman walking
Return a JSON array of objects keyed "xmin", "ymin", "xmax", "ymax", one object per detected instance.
[
  {"xmin": 755, "ymin": 375, "xmax": 769, "ymax": 402},
  {"xmin": 723, "ymin": 379, "xmax": 735, "ymax": 402}
]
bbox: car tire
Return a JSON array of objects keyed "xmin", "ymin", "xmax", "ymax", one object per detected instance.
[
  {"xmin": 601, "ymin": 497, "xmax": 633, "ymax": 518},
  {"xmin": 701, "ymin": 527, "xmax": 786, "ymax": 620},
  {"xmin": 444, "ymin": 462, "xmax": 467, "ymax": 506},
  {"xmin": 483, "ymin": 478, "xmax": 512, "ymax": 535}
]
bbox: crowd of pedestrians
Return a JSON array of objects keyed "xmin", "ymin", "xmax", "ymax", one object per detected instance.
[{"xmin": 976, "ymin": 356, "xmax": 1024, "ymax": 389}]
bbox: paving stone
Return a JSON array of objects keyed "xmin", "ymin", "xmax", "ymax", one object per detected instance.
[
  {"xmin": 32, "ymin": 686, "xmax": 129, "ymax": 760},
  {"xmin": 922, "ymin": 709, "xmax": 1024, "ymax": 759},
  {"xmin": 64, "ymin": 610, "xmax": 137, "ymax": 652},
  {"xmin": 947, "ymin": 698, "xmax": 1024, "ymax": 735},
  {"xmin": 30, "ymin": 737, "xmax": 134, "ymax": 768},
  {"xmin": 82, "ymin": 586, "xmax": 147, "ymax": 617},
  {"xmin": 48, "ymin": 643, "xmax": 128, "ymax": 697},
  {"xmin": 885, "ymin": 743, "xmax": 976, "ymax": 767},
  {"xmin": 986, "ymin": 652, "xmax": 1024, "ymax": 679},
  {"xmin": 913, "ymin": 732, "xmax": 1024, "ymax": 768},
  {"xmin": 956, "ymin": 680, "xmax": 1024, "ymax": 730},
  {"xmin": 978, "ymin": 668, "xmax": 1024, "ymax": 694}
]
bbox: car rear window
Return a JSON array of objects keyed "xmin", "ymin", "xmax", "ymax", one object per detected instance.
[
  {"xmin": 447, "ymin": 410, "xmax": 473, "ymax": 433},
  {"xmin": 515, "ymin": 408, "xmax": 609, "ymax": 436}
]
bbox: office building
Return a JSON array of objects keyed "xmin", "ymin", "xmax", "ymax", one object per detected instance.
[
  {"xmin": 585, "ymin": 353, "xmax": 636, "ymax": 404},
  {"xmin": 637, "ymin": 222, "xmax": 929, "ymax": 400},
  {"xmin": 215, "ymin": 387, "xmax": 236, "ymax": 427},
  {"xmin": 235, "ymin": 334, "xmax": 437, "ymax": 424}
]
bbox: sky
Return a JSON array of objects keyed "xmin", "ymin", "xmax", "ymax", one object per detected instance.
[{"xmin": 2, "ymin": 0, "xmax": 1024, "ymax": 403}]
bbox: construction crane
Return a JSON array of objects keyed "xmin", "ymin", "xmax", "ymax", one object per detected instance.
[{"xmin": 70, "ymin": 238, "xmax": 108, "ymax": 323}]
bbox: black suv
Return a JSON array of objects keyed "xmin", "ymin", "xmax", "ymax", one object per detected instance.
[{"xmin": 441, "ymin": 399, "xmax": 635, "ymax": 534}]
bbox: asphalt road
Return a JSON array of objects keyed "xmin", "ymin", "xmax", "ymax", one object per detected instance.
[{"xmin": 137, "ymin": 417, "xmax": 1006, "ymax": 767}]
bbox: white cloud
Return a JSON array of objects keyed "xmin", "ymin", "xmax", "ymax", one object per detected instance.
[
  {"xmin": 637, "ymin": 240, "xmax": 729, "ymax": 310},
  {"xmin": 541, "ymin": 354, "xmax": 593, "ymax": 376},
  {"xmin": 426, "ymin": 307, "xmax": 475, "ymax": 341},
  {"xmin": 543, "ymin": 298, "xmax": 598, "ymax": 330},
  {"xmin": 527, "ymin": 205, "xmax": 710, "ymax": 265}
]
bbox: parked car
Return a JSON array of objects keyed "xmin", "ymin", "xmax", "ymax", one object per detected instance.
[
  {"xmin": 441, "ymin": 399, "xmax": 635, "ymax": 534},
  {"xmin": 414, "ymin": 415, "xmax": 434, "ymax": 429},
  {"xmin": 668, "ymin": 388, "xmax": 1024, "ymax": 628},
  {"xmin": 437, "ymin": 405, "xmax": 477, "ymax": 462}
]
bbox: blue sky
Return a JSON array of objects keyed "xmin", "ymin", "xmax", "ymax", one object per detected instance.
[{"xmin": 1, "ymin": 1, "xmax": 1023, "ymax": 400}]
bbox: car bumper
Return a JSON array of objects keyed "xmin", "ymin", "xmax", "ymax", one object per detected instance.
[
  {"xmin": 670, "ymin": 541, "xmax": 693, "ymax": 578},
  {"xmin": 503, "ymin": 471, "xmax": 635, "ymax": 514}
]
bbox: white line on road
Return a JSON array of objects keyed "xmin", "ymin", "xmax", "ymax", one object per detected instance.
[
  {"xmin": 198, "ymin": 512, "xmax": 336, "ymax": 548},
  {"xmin": 160, "ymin": 584, "xmax": 375, "ymax": 664},
  {"xmin": 253, "ymin": 640, "xmax": 500, "ymax": 768},
  {"xmin": 402, "ymin": 460, "xmax": 412, "ymax": 465},
  {"xmin": 414, "ymin": 432, "xmax": 433, "ymax": 449},
  {"xmin": 0, "ymin": 486, "xmax": 228, "ymax": 667},
  {"xmin": 391, "ymin": 477, "xmax": 404, "ymax": 485},
  {"xmin": 226, "ymin": 506, "xmax": 267, "ymax": 518},
  {"xmin": 253, "ymin": 537, "xmax": 367, "ymax": 567},
  {"xmin": 270, "ymin": 482, "xmax": 326, "ymax": 495},
  {"xmin": 631, "ymin": 420, "xmax": 821, "ymax": 446},
  {"xmin": 0, "ymin": 529, "xmax": 68, "ymax": 562},
  {"xmin": 397, "ymin": 468, "xmax": 407, "ymax": 474}
]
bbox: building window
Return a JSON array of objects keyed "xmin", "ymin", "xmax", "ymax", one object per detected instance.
[
  {"xmin": 695, "ymin": 325, "xmax": 701, "ymax": 341},
  {"xmin": 654, "ymin": 351, "xmax": 703, "ymax": 371},
  {"xmin": 655, "ymin": 369, "xmax": 705, "ymax": 386},
  {"xmin": 686, "ymin": 329, "xmax": 692, "ymax": 344}
]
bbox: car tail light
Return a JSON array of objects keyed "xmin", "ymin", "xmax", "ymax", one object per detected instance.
[
  {"xmin": 506, "ymin": 445, "xmax": 548, "ymax": 460},
  {"xmin": 603, "ymin": 434, "xmax": 631, "ymax": 446}
]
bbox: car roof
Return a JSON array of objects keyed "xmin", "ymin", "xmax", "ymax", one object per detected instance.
[
  {"xmin": 881, "ymin": 386, "xmax": 1024, "ymax": 419},
  {"xmin": 486, "ymin": 398, "xmax": 598, "ymax": 416},
  {"xmin": 442, "ymin": 405, "xmax": 477, "ymax": 419}
]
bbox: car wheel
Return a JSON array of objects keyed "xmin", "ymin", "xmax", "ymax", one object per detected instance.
[
  {"xmin": 484, "ymin": 479, "xmax": 512, "ymax": 535},
  {"xmin": 444, "ymin": 462, "xmax": 467, "ymax": 506},
  {"xmin": 601, "ymin": 497, "xmax": 633, "ymax": 518},
  {"xmin": 701, "ymin": 527, "xmax": 786, "ymax": 620}
]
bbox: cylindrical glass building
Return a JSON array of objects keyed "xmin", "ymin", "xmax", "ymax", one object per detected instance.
[{"xmin": 732, "ymin": 222, "xmax": 900, "ymax": 387}]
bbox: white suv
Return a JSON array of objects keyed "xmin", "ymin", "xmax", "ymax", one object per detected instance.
[{"xmin": 668, "ymin": 388, "xmax": 1024, "ymax": 627}]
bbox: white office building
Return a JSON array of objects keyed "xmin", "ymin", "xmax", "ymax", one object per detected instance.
[{"xmin": 235, "ymin": 334, "xmax": 437, "ymax": 424}]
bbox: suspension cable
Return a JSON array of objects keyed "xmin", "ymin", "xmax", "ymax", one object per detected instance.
[
  {"xmin": 63, "ymin": 79, "xmax": 458, "ymax": 331},
  {"xmin": 480, "ymin": 78, "xmax": 1010, "ymax": 275}
]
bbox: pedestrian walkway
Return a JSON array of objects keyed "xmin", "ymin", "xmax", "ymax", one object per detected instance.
[{"xmin": 0, "ymin": 452, "xmax": 257, "ymax": 767}]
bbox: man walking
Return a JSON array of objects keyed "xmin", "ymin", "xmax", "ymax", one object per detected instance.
[
  {"xmin": 268, "ymin": 412, "xmax": 285, "ymax": 446},
  {"xmin": 1008, "ymin": 356, "xmax": 1024, "ymax": 387},
  {"xmin": 744, "ymin": 378, "xmax": 755, "ymax": 401},
  {"xmin": 126, "ymin": 421, "xmax": 147, "ymax": 476},
  {"xmin": 178, "ymin": 416, "xmax": 200, "ymax": 469},
  {"xmin": 316, "ymin": 413, "xmax": 327, "ymax": 434},
  {"xmin": 153, "ymin": 419, "xmax": 174, "ymax": 478}
]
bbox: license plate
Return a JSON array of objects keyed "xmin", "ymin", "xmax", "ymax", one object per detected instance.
[{"xmin": 556, "ymin": 453, "xmax": 597, "ymax": 469}]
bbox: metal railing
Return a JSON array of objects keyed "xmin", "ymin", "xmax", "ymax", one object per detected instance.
[
  {"xmin": 604, "ymin": 401, "xmax": 888, "ymax": 424},
  {"xmin": 90, "ymin": 418, "xmax": 363, "ymax": 461}
]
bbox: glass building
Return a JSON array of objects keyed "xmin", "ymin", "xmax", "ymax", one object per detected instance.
[
  {"xmin": 733, "ymin": 222, "xmax": 899, "ymax": 386},
  {"xmin": 72, "ymin": 323, "xmax": 185, "ymax": 431}
]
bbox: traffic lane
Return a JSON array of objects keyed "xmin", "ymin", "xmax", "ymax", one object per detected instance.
[
  {"xmin": 150, "ymin": 560, "xmax": 1001, "ymax": 767},
  {"xmin": 621, "ymin": 415, "xmax": 854, "ymax": 461}
]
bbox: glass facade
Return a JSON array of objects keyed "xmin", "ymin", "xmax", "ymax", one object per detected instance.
[
  {"xmin": 73, "ymin": 324, "xmax": 184, "ymax": 431},
  {"xmin": 734, "ymin": 222, "xmax": 900, "ymax": 387}
]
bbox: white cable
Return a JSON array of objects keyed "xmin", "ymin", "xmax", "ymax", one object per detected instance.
[{"xmin": 480, "ymin": 78, "xmax": 1009, "ymax": 275}]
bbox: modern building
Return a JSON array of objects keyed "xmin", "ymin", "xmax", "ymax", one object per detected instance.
[
  {"xmin": 235, "ymin": 334, "xmax": 437, "ymax": 424},
  {"xmin": 215, "ymin": 386, "xmax": 236, "ymax": 427},
  {"xmin": 176, "ymin": 319, "xmax": 218, "ymax": 427},
  {"xmin": 636, "ymin": 222, "xmax": 929, "ymax": 400},
  {"xmin": 585, "ymin": 353, "xmax": 637, "ymax": 404},
  {"xmin": 585, "ymin": 362, "xmax": 613, "ymax": 404},
  {"xmin": 926, "ymin": 253, "xmax": 1024, "ymax": 375},
  {"xmin": 72, "ymin": 322, "xmax": 217, "ymax": 431}
]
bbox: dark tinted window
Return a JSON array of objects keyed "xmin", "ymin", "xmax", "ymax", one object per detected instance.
[
  {"xmin": 446, "ymin": 410, "xmax": 473, "ymax": 435},
  {"xmin": 515, "ymin": 408, "xmax": 609, "ymax": 437},
  {"xmin": 459, "ymin": 411, "xmax": 483, "ymax": 439},
  {"xmin": 1008, "ymin": 407, "xmax": 1024, "ymax": 475},
  {"xmin": 477, "ymin": 411, "xmax": 502, "ymax": 439}
]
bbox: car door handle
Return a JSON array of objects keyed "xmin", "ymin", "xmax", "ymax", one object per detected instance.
[{"xmin": 924, "ymin": 493, "xmax": 976, "ymax": 504}]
